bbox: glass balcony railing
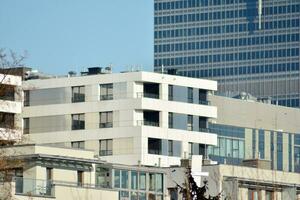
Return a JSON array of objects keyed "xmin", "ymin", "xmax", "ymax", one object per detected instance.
[
  {"xmin": 99, "ymin": 122, "xmax": 113, "ymax": 128},
  {"xmin": 136, "ymin": 92, "xmax": 159, "ymax": 99},
  {"xmin": 137, "ymin": 120, "xmax": 160, "ymax": 127},
  {"xmin": 100, "ymin": 94, "xmax": 113, "ymax": 100},
  {"xmin": 15, "ymin": 177, "xmax": 54, "ymax": 197}
]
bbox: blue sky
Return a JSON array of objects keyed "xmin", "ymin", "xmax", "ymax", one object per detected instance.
[{"xmin": 0, "ymin": 0, "xmax": 154, "ymax": 75}]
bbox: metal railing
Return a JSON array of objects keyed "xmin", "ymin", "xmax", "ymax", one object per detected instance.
[
  {"xmin": 15, "ymin": 177, "xmax": 54, "ymax": 197},
  {"xmin": 99, "ymin": 122, "xmax": 113, "ymax": 128},
  {"xmin": 136, "ymin": 92, "xmax": 159, "ymax": 99},
  {"xmin": 100, "ymin": 94, "xmax": 113, "ymax": 100},
  {"xmin": 99, "ymin": 150, "xmax": 113, "ymax": 156},
  {"xmin": 136, "ymin": 120, "xmax": 160, "ymax": 127}
]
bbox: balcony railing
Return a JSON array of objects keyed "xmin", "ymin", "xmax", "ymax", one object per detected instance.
[
  {"xmin": 99, "ymin": 122, "xmax": 113, "ymax": 128},
  {"xmin": 137, "ymin": 120, "xmax": 160, "ymax": 127},
  {"xmin": 199, "ymin": 100, "xmax": 210, "ymax": 105},
  {"xmin": 100, "ymin": 94, "xmax": 113, "ymax": 100},
  {"xmin": 72, "ymin": 94, "xmax": 85, "ymax": 103},
  {"xmin": 136, "ymin": 92, "xmax": 159, "ymax": 99},
  {"xmin": 15, "ymin": 177, "xmax": 54, "ymax": 197},
  {"xmin": 99, "ymin": 150, "xmax": 113, "ymax": 156}
]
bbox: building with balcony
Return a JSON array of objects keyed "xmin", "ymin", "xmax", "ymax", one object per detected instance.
[
  {"xmin": 0, "ymin": 73, "xmax": 22, "ymax": 144},
  {"xmin": 206, "ymin": 94, "xmax": 300, "ymax": 174},
  {"xmin": 0, "ymin": 144, "xmax": 167, "ymax": 200},
  {"xmin": 22, "ymin": 70, "xmax": 218, "ymax": 167}
]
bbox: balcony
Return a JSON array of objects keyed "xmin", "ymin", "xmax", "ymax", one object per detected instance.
[
  {"xmin": 99, "ymin": 122, "xmax": 113, "ymax": 128},
  {"xmin": 100, "ymin": 94, "xmax": 113, "ymax": 100},
  {"xmin": 137, "ymin": 120, "xmax": 160, "ymax": 127},
  {"xmin": 15, "ymin": 177, "xmax": 53, "ymax": 197},
  {"xmin": 137, "ymin": 92, "xmax": 159, "ymax": 99}
]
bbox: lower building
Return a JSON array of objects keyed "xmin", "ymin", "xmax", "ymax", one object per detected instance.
[
  {"xmin": 0, "ymin": 144, "xmax": 167, "ymax": 200},
  {"xmin": 202, "ymin": 162, "xmax": 300, "ymax": 200}
]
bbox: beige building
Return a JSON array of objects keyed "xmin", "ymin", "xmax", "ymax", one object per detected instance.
[{"xmin": 0, "ymin": 144, "xmax": 167, "ymax": 200}]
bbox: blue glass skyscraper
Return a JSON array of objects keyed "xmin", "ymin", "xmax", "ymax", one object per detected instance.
[{"xmin": 154, "ymin": 0, "xmax": 300, "ymax": 107}]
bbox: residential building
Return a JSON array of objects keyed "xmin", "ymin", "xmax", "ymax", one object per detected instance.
[
  {"xmin": 0, "ymin": 144, "xmax": 167, "ymax": 200},
  {"xmin": 0, "ymin": 73, "xmax": 22, "ymax": 144},
  {"xmin": 154, "ymin": 0, "xmax": 300, "ymax": 108},
  {"xmin": 22, "ymin": 69, "xmax": 218, "ymax": 167},
  {"xmin": 202, "ymin": 163, "xmax": 300, "ymax": 200},
  {"xmin": 206, "ymin": 94, "xmax": 300, "ymax": 173}
]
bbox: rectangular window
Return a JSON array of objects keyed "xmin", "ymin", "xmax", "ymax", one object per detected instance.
[
  {"xmin": 187, "ymin": 115, "xmax": 193, "ymax": 131},
  {"xmin": 168, "ymin": 112, "xmax": 173, "ymax": 128},
  {"xmin": 189, "ymin": 142, "xmax": 193, "ymax": 157},
  {"xmin": 131, "ymin": 171, "xmax": 138, "ymax": 190},
  {"xmin": 139, "ymin": 172, "xmax": 146, "ymax": 190},
  {"xmin": 121, "ymin": 170, "xmax": 128, "ymax": 189},
  {"xmin": 114, "ymin": 169, "xmax": 120, "ymax": 188},
  {"xmin": 259, "ymin": 130, "xmax": 265, "ymax": 159},
  {"xmin": 148, "ymin": 138, "xmax": 162, "ymax": 155},
  {"xmin": 187, "ymin": 87, "xmax": 193, "ymax": 103},
  {"xmin": 168, "ymin": 140, "xmax": 173, "ymax": 156},
  {"xmin": 99, "ymin": 111, "xmax": 113, "ymax": 128},
  {"xmin": 71, "ymin": 141, "xmax": 85, "ymax": 149},
  {"xmin": 100, "ymin": 83, "xmax": 113, "ymax": 100},
  {"xmin": 168, "ymin": 85, "xmax": 174, "ymax": 100},
  {"xmin": 149, "ymin": 173, "xmax": 156, "ymax": 191},
  {"xmin": 99, "ymin": 139, "xmax": 113, "ymax": 156},
  {"xmin": 71, "ymin": 86, "xmax": 85, "ymax": 103},
  {"xmin": 0, "ymin": 112, "xmax": 14, "ymax": 129},
  {"xmin": 77, "ymin": 171, "xmax": 84, "ymax": 186},
  {"xmin": 24, "ymin": 90, "xmax": 30, "ymax": 106},
  {"xmin": 23, "ymin": 118, "xmax": 30, "ymax": 134},
  {"xmin": 277, "ymin": 133, "xmax": 283, "ymax": 170},
  {"xmin": 71, "ymin": 114, "xmax": 85, "ymax": 130}
]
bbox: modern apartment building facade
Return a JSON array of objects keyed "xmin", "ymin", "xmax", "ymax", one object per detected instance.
[
  {"xmin": 22, "ymin": 70, "xmax": 218, "ymax": 167},
  {"xmin": 0, "ymin": 73, "xmax": 22, "ymax": 144},
  {"xmin": 206, "ymin": 95, "xmax": 300, "ymax": 174},
  {"xmin": 154, "ymin": 0, "xmax": 300, "ymax": 107}
]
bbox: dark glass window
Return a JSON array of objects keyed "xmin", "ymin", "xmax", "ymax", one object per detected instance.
[
  {"xmin": 258, "ymin": 130, "xmax": 265, "ymax": 159},
  {"xmin": 71, "ymin": 114, "xmax": 85, "ymax": 130},
  {"xmin": 72, "ymin": 86, "xmax": 85, "ymax": 103},
  {"xmin": 100, "ymin": 84, "xmax": 113, "ymax": 100},
  {"xmin": 99, "ymin": 139, "xmax": 113, "ymax": 156},
  {"xmin": 23, "ymin": 118, "xmax": 29, "ymax": 134},
  {"xmin": 99, "ymin": 111, "xmax": 113, "ymax": 128},
  {"xmin": 148, "ymin": 138, "xmax": 162, "ymax": 155},
  {"xmin": 71, "ymin": 141, "xmax": 85, "ymax": 149},
  {"xmin": 168, "ymin": 140, "xmax": 173, "ymax": 156},
  {"xmin": 277, "ymin": 133, "xmax": 283, "ymax": 170}
]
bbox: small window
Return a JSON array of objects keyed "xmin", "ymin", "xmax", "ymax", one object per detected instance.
[
  {"xmin": 71, "ymin": 141, "xmax": 85, "ymax": 149},
  {"xmin": 187, "ymin": 115, "xmax": 193, "ymax": 131},
  {"xmin": 168, "ymin": 85, "xmax": 174, "ymax": 100},
  {"xmin": 72, "ymin": 86, "xmax": 85, "ymax": 103},
  {"xmin": 99, "ymin": 111, "xmax": 113, "ymax": 128},
  {"xmin": 71, "ymin": 114, "xmax": 85, "ymax": 130},
  {"xmin": 100, "ymin": 84, "xmax": 113, "ymax": 100},
  {"xmin": 187, "ymin": 87, "xmax": 193, "ymax": 103},
  {"xmin": 24, "ymin": 90, "xmax": 30, "ymax": 106},
  {"xmin": 0, "ymin": 112, "xmax": 14, "ymax": 129},
  {"xmin": 168, "ymin": 112, "xmax": 173, "ymax": 128},
  {"xmin": 99, "ymin": 139, "xmax": 113, "ymax": 156},
  {"xmin": 23, "ymin": 118, "xmax": 30, "ymax": 134},
  {"xmin": 168, "ymin": 140, "xmax": 173, "ymax": 156},
  {"xmin": 77, "ymin": 171, "xmax": 84, "ymax": 186}
]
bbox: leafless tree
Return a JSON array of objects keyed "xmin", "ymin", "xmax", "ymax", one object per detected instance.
[{"xmin": 0, "ymin": 48, "xmax": 27, "ymax": 200}]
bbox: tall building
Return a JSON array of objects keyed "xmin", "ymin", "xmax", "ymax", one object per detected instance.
[
  {"xmin": 22, "ymin": 69, "xmax": 218, "ymax": 167},
  {"xmin": 154, "ymin": 0, "xmax": 300, "ymax": 107}
]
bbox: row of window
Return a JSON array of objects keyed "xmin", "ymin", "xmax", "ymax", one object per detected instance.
[
  {"xmin": 72, "ymin": 139, "xmax": 113, "ymax": 156},
  {"xmin": 168, "ymin": 85, "xmax": 208, "ymax": 105},
  {"xmin": 155, "ymin": 5, "xmax": 300, "ymax": 25},
  {"xmin": 155, "ymin": 34, "xmax": 300, "ymax": 53},
  {"xmin": 168, "ymin": 112, "xmax": 208, "ymax": 132},
  {"xmin": 154, "ymin": 19, "xmax": 300, "ymax": 39},
  {"xmin": 176, "ymin": 63, "xmax": 300, "ymax": 79},
  {"xmin": 155, "ymin": 0, "xmax": 254, "ymax": 11},
  {"xmin": 154, "ymin": 48, "xmax": 300, "ymax": 66},
  {"xmin": 148, "ymin": 138, "xmax": 182, "ymax": 157},
  {"xmin": 23, "ymin": 112, "xmax": 113, "ymax": 134}
]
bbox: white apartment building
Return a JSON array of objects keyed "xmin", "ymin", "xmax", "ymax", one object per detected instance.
[
  {"xmin": 0, "ymin": 73, "xmax": 22, "ymax": 144},
  {"xmin": 22, "ymin": 69, "xmax": 217, "ymax": 167}
]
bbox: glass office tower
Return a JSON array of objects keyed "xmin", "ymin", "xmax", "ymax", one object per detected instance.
[{"xmin": 154, "ymin": 0, "xmax": 300, "ymax": 107}]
